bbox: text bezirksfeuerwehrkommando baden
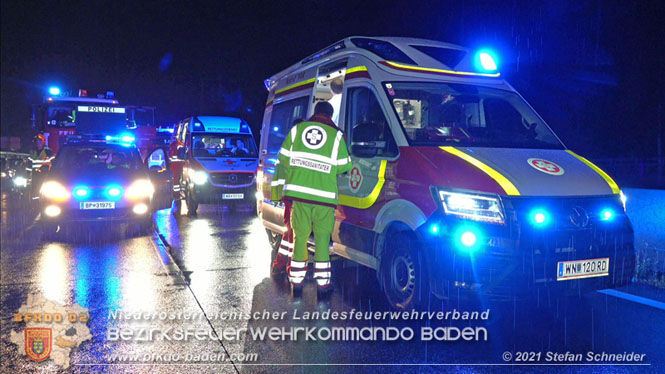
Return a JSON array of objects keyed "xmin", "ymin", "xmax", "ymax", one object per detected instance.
[{"xmin": 109, "ymin": 308, "xmax": 490, "ymax": 322}]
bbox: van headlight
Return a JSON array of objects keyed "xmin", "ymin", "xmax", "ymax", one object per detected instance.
[
  {"xmin": 438, "ymin": 190, "xmax": 505, "ymax": 224},
  {"xmin": 125, "ymin": 179, "xmax": 154, "ymax": 200},
  {"xmin": 192, "ymin": 170, "xmax": 208, "ymax": 185}
]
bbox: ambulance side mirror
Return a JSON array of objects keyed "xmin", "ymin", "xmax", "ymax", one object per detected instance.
[{"xmin": 351, "ymin": 141, "xmax": 385, "ymax": 158}]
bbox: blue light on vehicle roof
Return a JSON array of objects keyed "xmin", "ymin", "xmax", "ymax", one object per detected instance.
[
  {"xmin": 49, "ymin": 86, "xmax": 61, "ymax": 95},
  {"xmin": 474, "ymin": 50, "xmax": 499, "ymax": 72}
]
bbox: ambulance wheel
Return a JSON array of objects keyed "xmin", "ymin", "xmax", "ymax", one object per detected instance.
[
  {"xmin": 380, "ymin": 231, "xmax": 429, "ymax": 310},
  {"xmin": 186, "ymin": 190, "xmax": 198, "ymax": 216}
]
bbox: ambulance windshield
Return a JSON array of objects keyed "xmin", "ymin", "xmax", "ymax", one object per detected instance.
[
  {"xmin": 191, "ymin": 133, "xmax": 257, "ymax": 158},
  {"xmin": 385, "ymin": 82, "xmax": 564, "ymax": 149}
]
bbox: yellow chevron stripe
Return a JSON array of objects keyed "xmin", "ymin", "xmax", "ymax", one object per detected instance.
[
  {"xmin": 339, "ymin": 160, "xmax": 387, "ymax": 209},
  {"xmin": 440, "ymin": 146, "xmax": 520, "ymax": 195},
  {"xmin": 566, "ymin": 150, "xmax": 620, "ymax": 194}
]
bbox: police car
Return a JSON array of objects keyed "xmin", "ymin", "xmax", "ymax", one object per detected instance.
[
  {"xmin": 169, "ymin": 116, "xmax": 259, "ymax": 215},
  {"xmin": 258, "ymin": 37, "xmax": 635, "ymax": 309},
  {"xmin": 39, "ymin": 134, "xmax": 171, "ymax": 236}
]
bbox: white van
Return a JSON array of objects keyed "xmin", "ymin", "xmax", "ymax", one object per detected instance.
[{"xmin": 257, "ymin": 37, "xmax": 634, "ymax": 309}]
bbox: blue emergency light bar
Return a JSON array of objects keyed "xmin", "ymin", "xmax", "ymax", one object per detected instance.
[
  {"xmin": 49, "ymin": 86, "xmax": 61, "ymax": 95},
  {"xmin": 474, "ymin": 50, "xmax": 499, "ymax": 72}
]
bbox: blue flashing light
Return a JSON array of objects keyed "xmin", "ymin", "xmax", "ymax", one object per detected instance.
[
  {"xmin": 460, "ymin": 231, "xmax": 476, "ymax": 246},
  {"xmin": 474, "ymin": 50, "xmax": 499, "ymax": 72},
  {"xmin": 453, "ymin": 225, "xmax": 483, "ymax": 253},
  {"xmin": 430, "ymin": 224, "xmax": 440, "ymax": 235},
  {"xmin": 49, "ymin": 86, "xmax": 61, "ymax": 95},
  {"xmin": 73, "ymin": 186, "xmax": 90, "ymax": 199},
  {"xmin": 599, "ymin": 208, "xmax": 615, "ymax": 221},
  {"xmin": 273, "ymin": 126, "xmax": 279, "ymax": 132},
  {"xmin": 105, "ymin": 185, "xmax": 124, "ymax": 200},
  {"xmin": 529, "ymin": 208, "xmax": 550, "ymax": 227}
]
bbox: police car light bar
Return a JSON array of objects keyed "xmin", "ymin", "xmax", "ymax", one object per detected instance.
[{"xmin": 49, "ymin": 87, "xmax": 61, "ymax": 95}]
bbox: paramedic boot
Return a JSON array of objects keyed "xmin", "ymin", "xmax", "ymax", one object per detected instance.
[
  {"xmin": 288, "ymin": 260, "xmax": 307, "ymax": 297},
  {"xmin": 313, "ymin": 261, "xmax": 333, "ymax": 297},
  {"xmin": 271, "ymin": 232, "xmax": 293, "ymax": 275}
]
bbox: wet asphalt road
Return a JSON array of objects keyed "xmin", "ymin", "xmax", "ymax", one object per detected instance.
[{"xmin": 1, "ymin": 193, "xmax": 664, "ymax": 373}]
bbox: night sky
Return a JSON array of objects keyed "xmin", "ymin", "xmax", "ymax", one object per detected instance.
[{"xmin": 2, "ymin": 0, "xmax": 664, "ymax": 160}]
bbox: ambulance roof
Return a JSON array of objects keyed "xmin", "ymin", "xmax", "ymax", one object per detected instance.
[
  {"xmin": 192, "ymin": 116, "xmax": 250, "ymax": 134},
  {"xmin": 268, "ymin": 36, "xmax": 499, "ymax": 84}
]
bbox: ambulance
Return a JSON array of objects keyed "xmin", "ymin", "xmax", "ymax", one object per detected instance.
[
  {"xmin": 169, "ymin": 116, "xmax": 258, "ymax": 215},
  {"xmin": 257, "ymin": 37, "xmax": 635, "ymax": 309}
]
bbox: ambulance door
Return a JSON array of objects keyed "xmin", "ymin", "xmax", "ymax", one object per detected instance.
[
  {"xmin": 260, "ymin": 96, "xmax": 310, "ymax": 226},
  {"xmin": 336, "ymin": 85, "xmax": 399, "ymax": 245}
]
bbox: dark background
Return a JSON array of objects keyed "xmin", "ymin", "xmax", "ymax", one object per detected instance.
[{"xmin": 2, "ymin": 0, "xmax": 664, "ymax": 162}]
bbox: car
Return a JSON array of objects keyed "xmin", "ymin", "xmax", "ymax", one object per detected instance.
[
  {"xmin": 39, "ymin": 135, "xmax": 171, "ymax": 236},
  {"xmin": 169, "ymin": 116, "xmax": 259, "ymax": 215},
  {"xmin": 257, "ymin": 36, "xmax": 635, "ymax": 309}
]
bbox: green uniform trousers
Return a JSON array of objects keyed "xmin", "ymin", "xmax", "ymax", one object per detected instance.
[{"xmin": 291, "ymin": 200, "xmax": 335, "ymax": 262}]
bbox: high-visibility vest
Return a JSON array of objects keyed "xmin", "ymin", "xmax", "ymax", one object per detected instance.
[{"xmin": 271, "ymin": 116, "xmax": 352, "ymax": 207}]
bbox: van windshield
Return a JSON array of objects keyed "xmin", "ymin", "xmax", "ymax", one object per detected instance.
[
  {"xmin": 385, "ymin": 82, "xmax": 564, "ymax": 149},
  {"xmin": 191, "ymin": 133, "xmax": 257, "ymax": 158}
]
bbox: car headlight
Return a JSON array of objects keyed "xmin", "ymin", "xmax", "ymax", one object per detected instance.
[
  {"xmin": 40, "ymin": 181, "xmax": 70, "ymax": 201},
  {"xmin": 13, "ymin": 176, "xmax": 28, "ymax": 187},
  {"xmin": 438, "ymin": 190, "xmax": 505, "ymax": 224},
  {"xmin": 192, "ymin": 170, "xmax": 208, "ymax": 185},
  {"xmin": 125, "ymin": 179, "xmax": 154, "ymax": 200}
]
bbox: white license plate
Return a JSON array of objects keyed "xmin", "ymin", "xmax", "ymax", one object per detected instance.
[
  {"xmin": 80, "ymin": 201, "xmax": 116, "ymax": 210},
  {"xmin": 557, "ymin": 258, "xmax": 609, "ymax": 281},
  {"xmin": 222, "ymin": 193, "xmax": 244, "ymax": 200}
]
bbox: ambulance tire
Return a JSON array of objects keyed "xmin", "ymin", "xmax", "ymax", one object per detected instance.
[
  {"xmin": 186, "ymin": 189, "xmax": 198, "ymax": 216},
  {"xmin": 380, "ymin": 231, "xmax": 430, "ymax": 310}
]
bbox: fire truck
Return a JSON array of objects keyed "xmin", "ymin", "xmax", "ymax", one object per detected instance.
[{"xmin": 31, "ymin": 87, "xmax": 161, "ymax": 159}]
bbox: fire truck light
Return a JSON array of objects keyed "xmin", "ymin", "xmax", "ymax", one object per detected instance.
[{"xmin": 49, "ymin": 87, "xmax": 61, "ymax": 95}]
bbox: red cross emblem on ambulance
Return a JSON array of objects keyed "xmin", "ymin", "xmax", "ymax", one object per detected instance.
[
  {"xmin": 527, "ymin": 158, "xmax": 564, "ymax": 175},
  {"xmin": 349, "ymin": 167, "xmax": 363, "ymax": 191}
]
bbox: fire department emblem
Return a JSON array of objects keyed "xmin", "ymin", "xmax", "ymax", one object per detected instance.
[
  {"xmin": 302, "ymin": 125, "xmax": 327, "ymax": 150},
  {"xmin": 25, "ymin": 328, "xmax": 52, "ymax": 362},
  {"xmin": 349, "ymin": 167, "xmax": 363, "ymax": 191},
  {"xmin": 527, "ymin": 158, "xmax": 564, "ymax": 175}
]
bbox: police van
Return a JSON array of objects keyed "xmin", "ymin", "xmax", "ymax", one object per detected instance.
[
  {"xmin": 257, "ymin": 37, "xmax": 635, "ymax": 309},
  {"xmin": 170, "ymin": 116, "xmax": 258, "ymax": 215}
]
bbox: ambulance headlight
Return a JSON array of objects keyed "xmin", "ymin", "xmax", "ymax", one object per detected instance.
[
  {"xmin": 40, "ymin": 181, "xmax": 70, "ymax": 201},
  {"xmin": 192, "ymin": 170, "xmax": 208, "ymax": 185},
  {"xmin": 125, "ymin": 179, "xmax": 154, "ymax": 200},
  {"xmin": 438, "ymin": 190, "xmax": 504, "ymax": 224}
]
